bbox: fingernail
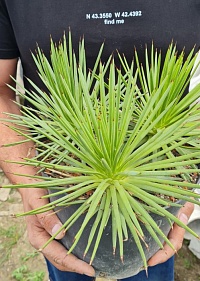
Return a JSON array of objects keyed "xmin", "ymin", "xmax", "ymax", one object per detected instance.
[
  {"xmin": 52, "ymin": 224, "xmax": 63, "ymax": 238},
  {"xmin": 179, "ymin": 213, "xmax": 189, "ymax": 225},
  {"xmin": 83, "ymin": 270, "xmax": 95, "ymax": 277}
]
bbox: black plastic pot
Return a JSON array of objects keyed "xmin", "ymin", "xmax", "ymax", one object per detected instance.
[{"xmin": 50, "ymin": 192, "xmax": 180, "ymax": 279}]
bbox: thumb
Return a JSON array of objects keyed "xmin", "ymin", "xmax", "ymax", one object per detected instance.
[
  {"xmin": 177, "ymin": 202, "xmax": 194, "ymax": 225},
  {"xmin": 148, "ymin": 202, "xmax": 194, "ymax": 267},
  {"xmin": 28, "ymin": 188, "xmax": 65, "ymax": 239},
  {"xmin": 37, "ymin": 210, "xmax": 65, "ymax": 240}
]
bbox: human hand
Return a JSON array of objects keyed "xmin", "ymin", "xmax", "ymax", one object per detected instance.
[
  {"xmin": 148, "ymin": 202, "xmax": 194, "ymax": 266},
  {"xmin": 20, "ymin": 187, "xmax": 95, "ymax": 276}
]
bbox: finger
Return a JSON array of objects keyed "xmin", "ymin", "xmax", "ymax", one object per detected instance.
[
  {"xmin": 148, "ymin": 202, "xmax": 194, "ymax": 266},
  {"xmin": 42, "ymin": 239, "xmax": 95, "ymax": 276},
  {"xmin": 177, "ymin": 202, "xmax": 194, "ymax": 224},
  {"xmin": 37, "ymin": 211, "xmax": 65, "ymax": 240},
  {"xmin": 28, "ymin": 219, "xmax": 95, "ymax": 276},
  {"xmin": 27, "ymin": 188, "xmax": 65, "ymax": 239},
  {"xmin": 147, "ymin": 238, "xmax": 177, "ymax": 267}
]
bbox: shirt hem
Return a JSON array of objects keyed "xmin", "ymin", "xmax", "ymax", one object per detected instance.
[{"xmin": 0, "ymin": 48, "xmax": 20, "ymax": 59}]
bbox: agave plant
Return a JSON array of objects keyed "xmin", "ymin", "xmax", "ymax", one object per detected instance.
[{"xmin": 2, "ymin": 34, "xmax": 200, "ymax": 274}]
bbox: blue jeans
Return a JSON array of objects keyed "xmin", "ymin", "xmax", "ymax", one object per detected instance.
[{"xmin": 46, "ymin": 256, "xmax": 174, "ymax": 281}]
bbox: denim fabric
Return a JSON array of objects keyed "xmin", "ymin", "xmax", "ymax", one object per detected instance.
[
  {"xmin": 119, "ymin": 256, "xmax": 174, "ymax": 281},
  {"xmin": 46, "ymin": 256, "xmax": 174, "ymax": 281},
  {"xmin": 46, "ymin": 259, "xmax": 95, "ymax": 281}
]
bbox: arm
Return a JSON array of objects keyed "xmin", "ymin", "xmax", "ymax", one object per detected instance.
[
  {"xmin": 0, "ymin": 59, "xmax": 38, "ymax": 184},
  {"xmin": 0, "ymin": 59, "xmax": 95, "ymax": 276}
]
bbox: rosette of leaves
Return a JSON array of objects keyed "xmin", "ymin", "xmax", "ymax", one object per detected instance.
[{"xmin": 3, "ymin": 34, "xmax": 200, "ymax": 271}]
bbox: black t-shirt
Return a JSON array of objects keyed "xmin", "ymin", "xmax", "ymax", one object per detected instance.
[{"xmin": 1, "ymin": 0, "xmax": 200, "ymax": 90}]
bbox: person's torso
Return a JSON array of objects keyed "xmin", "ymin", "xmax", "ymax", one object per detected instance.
[{"xmin": 4, "ymin": 0, "xmax": 200, "ymax": 88}]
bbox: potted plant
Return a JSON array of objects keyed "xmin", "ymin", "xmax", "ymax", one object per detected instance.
[{"xmin": 2, "ymin": 34, "xmax": 200, "ymax": 279}]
